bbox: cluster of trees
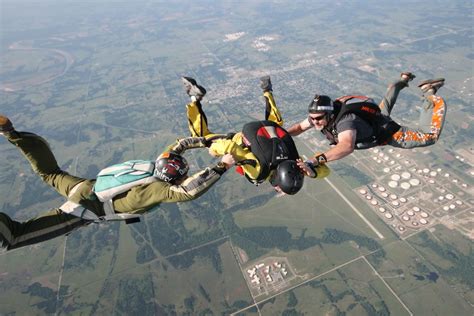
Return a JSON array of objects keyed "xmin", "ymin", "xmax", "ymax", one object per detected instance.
[
  {"xmin": 116, "ymin": 278, "xmax": 155, "ymax": 315},
  {"xmin": 232, "ymin": 227, "xmax": 383, "ymax": 262},
  {"xmin": 23, "ymin": 282, "xmax": 69, "ymax": 314},
  {"xmin": 415, "ymin": 232, "xmax": 474, "ymax": 289},
  {"xmin": 308, "ymin": 274, "xmax": 390, "ymax": 315},
  {"xmin": 65, "ymin": 223, "xmax": 120, "ymax": 270}
]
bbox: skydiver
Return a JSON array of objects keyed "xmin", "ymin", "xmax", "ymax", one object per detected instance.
[
  {"xmin": 0, "ymin": 116, "xmax": 235, "ymax": 252},
  {"xmin": 181, "ymin": 76, "xmax": 331, "ymax": 195},
  {"xmin": 287, "ymin": 73, "xmax": 447, "ymax": 166}
]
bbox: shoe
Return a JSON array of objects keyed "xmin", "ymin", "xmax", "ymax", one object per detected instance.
[
  {"xmin": 418, "ymin": 78, "xmax": 445, "ymax": 93},
  {"xmin": 182, "ymin": 77, "xmax": 206, "ymax": 101},
  {"xmin": 0, "ymin": 115, "xmax": 14, "ymax": 134},
  {"xmin": 401, "ymin": 72, "xmax": 416, "ymax": 82},
  {"xmin": 260, "ymin": 75, "xmax": 272, "ymax": 92}
]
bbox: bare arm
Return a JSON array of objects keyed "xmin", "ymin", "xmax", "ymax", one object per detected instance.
[
  {"xmin": 287, "ymin": 118, "xmax": 313, "ymax": 136},
  {"xmin": 322, "ymin": 129, "xmax": 356, "ymax": 162}
]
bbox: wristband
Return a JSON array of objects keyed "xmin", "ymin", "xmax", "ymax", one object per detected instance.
[
  {"xmin": 313, "ymin": 153, "xmax": 327, "ymax": 165},
  {"xmin": 212, "ymin": 161, "xmax": 227, "ymax": 175}
]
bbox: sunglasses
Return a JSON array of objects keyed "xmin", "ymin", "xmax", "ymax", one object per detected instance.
[{"xmin": 308, "ymin": 114, "xmax": 326, "ymax": 122}]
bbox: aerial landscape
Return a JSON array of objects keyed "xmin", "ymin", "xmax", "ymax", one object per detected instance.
[{"xmin": 0, "ymin": 0, "xmax": 472, "ymax": 315}]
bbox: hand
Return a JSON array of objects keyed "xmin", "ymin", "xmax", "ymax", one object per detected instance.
[
  {"xmin": 220, "ymin": 153, "xmax": 236, "ymax": 169},
  {"xmin": 297, "ymin": 159, "xmax": 316, "ymax": 178}
]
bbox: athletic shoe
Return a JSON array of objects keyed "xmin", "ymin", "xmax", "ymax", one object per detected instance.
[
  {"xmin": 401, "ymin": 72, "xmax": 416, "ymax": 82},
  {"xmin": 418, "ymin": 78, "xmax": 445, "ymax": 93},
  {"xmin": 0, "ymin": 115, "xmax": 14, "ymax": 134},
  {"xmin": 182, "ymin": 77, "xmax": 206, "ymax": 101},
  {"xmin": 260, "ymin": 75, "xmax": 272, "ymax": 92}
]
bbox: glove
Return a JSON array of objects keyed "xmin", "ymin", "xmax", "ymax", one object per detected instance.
[{"xmin": 303, "ymin": 160, "xmax": 318, "ymax": 178}]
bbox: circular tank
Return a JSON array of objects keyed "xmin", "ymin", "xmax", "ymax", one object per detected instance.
[
  {"xmin": 400, "ymin": 182, "xmax": 411, "ymax": 190},
  {"xmin": 359, "ymin": 189, "xmax": 367, "ymax": 195},
  {"xmin": 446, "ymin": 194, "xmax": 454, "ymax": 200},
  {"xmin": 409, "ymin": 179, "xmax": 420, "ymax": 186},
  {"xmin": 388, "ymin": 181, "xmax": 398, "ymax": 188},
  {"xmin": 399, "ymin": 197, "xmax": 407, "ymax": 203},
  {"xmin": 392, "ymin": 201, "xmax": 400, "ymax": 206},
  {"xmin": 402, "ymin": 215, "xmax": 410, "ymax": 221},
  {"xmin": 384, "ymin": 213, "xmax": 393, "ymax": 219},
  {"xmin": 381, "ymin": 192, "xmax": 389, "ymax": 198},
  {"xmin": 419, "ymin": 218, "xmax": 428, "ymax": 225},
  {"xmin": 378, "ymin": 207, "xmax": 386, "ymax": 213},
  {"xmin": 378, "ymin": 186, "xmax": 386, "ymax": 192},
  {"xmin": 407, "ymin": 210, "xmax": 415, "ymax": 216},
  {"xmin": 420, "ymin": 212, "xmax": 429, "ymax": 218},
  {"xmin": 371, "ymin": 200, "xmax": 378, "ymax": 205},
  {"xmin": 413, "ymin": 206, "xmax": 420, "ymax": 212},
  {"xmin": 401, "ymin": 172, "xmax": 411, "ymax": 179},
  {"xmin": 390, "ymin": 194, "xmax": 398, "ymax": 200},
  {"xmin": 391, "ymin": 174, "xmax": 401, "ymax": 181}
]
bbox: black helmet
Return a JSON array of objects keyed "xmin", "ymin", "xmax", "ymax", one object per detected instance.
[
  {"xmin": 308, "ymin": 94, "xmax": 333, "ymax": 114},
  {"xmin": 270, "ymin": 160, "xmax": 304, "ymax": 195},
  {"xmin": 155, "ymin": 152, "xmax": 189, "ymax": 183}
]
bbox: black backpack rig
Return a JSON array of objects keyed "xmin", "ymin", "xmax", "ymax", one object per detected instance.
[
  {"xmin": 240, "ymin": 120, "xmax": 299, "ymax": 184},
  {"xmin": 324, "ymin": 95, "xmax": 400, "ymax": 148}
]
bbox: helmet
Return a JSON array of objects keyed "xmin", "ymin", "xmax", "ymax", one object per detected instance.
[
  {"xmin": 155, "ymin": 152, "xmax": 189, "ymax": 183},
  {"xmin": 270, "ymin": 160, "xmax": 304, "ymax": 195},
  {"xmin": 308, "ymin": 94, "xmax": 333, "ymax": 114}
]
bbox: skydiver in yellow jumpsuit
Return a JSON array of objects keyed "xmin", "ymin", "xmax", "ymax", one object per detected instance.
[{"xmin": 182, "ymin": 76, "xmax": 331, "ymax": 195}]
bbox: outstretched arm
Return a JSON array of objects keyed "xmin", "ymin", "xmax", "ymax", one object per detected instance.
[
  {"xmin": 159, "ymin": 154, "xmax": 235, "ymax": 203},
  {"xmin": 163, "ymin": 137, "xmax": 208, "ymax": 156},
  {"xmin": 287, "ymin": 118, "xmax": 313, "ymax": 136},
  {"xmin": 318, "ymin": 129, "xmax": 356, "ymax": 162}
]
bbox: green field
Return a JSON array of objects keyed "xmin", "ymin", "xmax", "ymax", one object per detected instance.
[{"xmin": 1, "ymin": 0, "xmax": 473, "ymax": 314}]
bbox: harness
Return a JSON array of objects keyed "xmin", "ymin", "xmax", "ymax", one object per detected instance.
[
  {"xmin": 60, "ymin": 160, "xmax": 160, "ymax": 224},
  {"xmin": 240, "ymin": 121, "xmax": 299, "ymax": 184},
  {"xmin": 322, "ymin": 95, "xmax": 400, "ymax": 148}
]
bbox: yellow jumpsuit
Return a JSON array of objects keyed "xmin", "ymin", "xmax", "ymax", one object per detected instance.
[{"xmin": 186, "ymin": 91, "xmax": 330, "ymax": 183}]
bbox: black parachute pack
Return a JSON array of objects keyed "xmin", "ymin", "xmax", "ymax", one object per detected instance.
[
  {"xmin": 324, "ymin": 95, "xmax": 400, "ymax": 147},
  {"xmin": 241, "ymin": 120, "xmax": 299, "ymax": 183}
]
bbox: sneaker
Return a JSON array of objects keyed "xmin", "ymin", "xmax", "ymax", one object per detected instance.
[
  {"xmin": 182, "ymin": 77, "xmax": 206, "ymax": 101},
  {"xmin": 418, "ymin": 78, "xmax": 445, "ymax": 93},
  {"xmin": 0, "ymin": 115, "xmax": 14, "ymax": 134},
  {"xmin": 401, "ymin": 72, "xmax": 416, "ymax": 82},
  {"xmin": 260, "ymin": 75, "xmax": 272, "ymax": 92}
]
